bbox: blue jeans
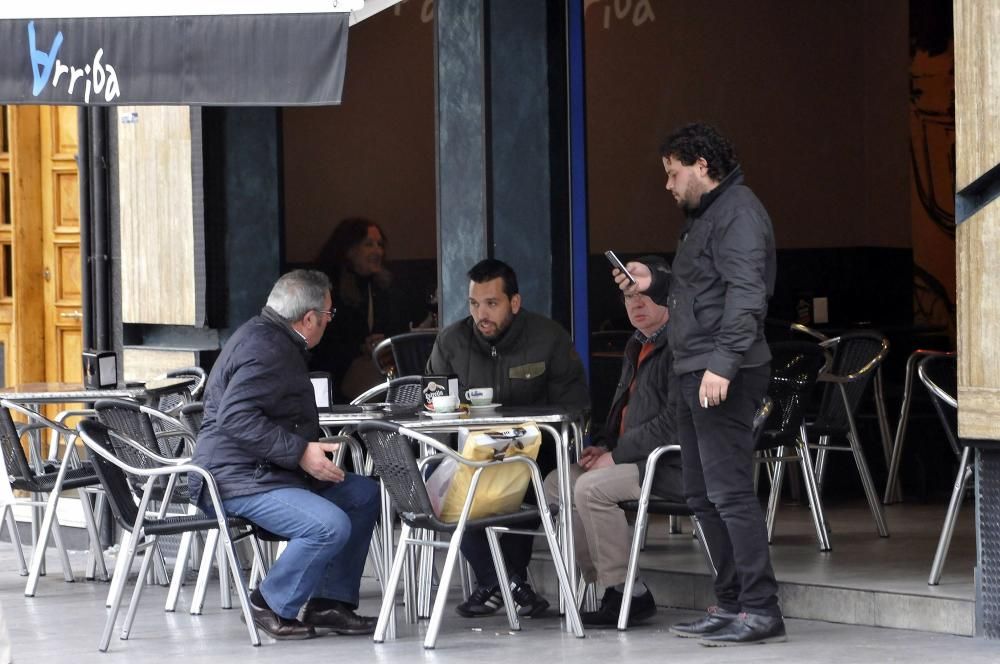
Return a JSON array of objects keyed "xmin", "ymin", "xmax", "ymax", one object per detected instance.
[{"xmin": 224, "ymin": 474, "xmax": 379, "ymax": 619}]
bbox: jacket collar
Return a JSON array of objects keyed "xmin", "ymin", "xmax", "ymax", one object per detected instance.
[
  {"xmin": 690, "ymin": 165, "xmax": 744, "ymax": 219},
  {"xmin": 468, "ymin": 308, "xmax": 529, "ymax": 354},
  {"xmin": 260, "ymin": 306, "xmax": 310, "ymax": 356}
]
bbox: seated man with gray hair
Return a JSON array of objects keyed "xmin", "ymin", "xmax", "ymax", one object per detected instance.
[{"xmin": 190, "ymin": 270, "xmax": 380, "ymax": 640}]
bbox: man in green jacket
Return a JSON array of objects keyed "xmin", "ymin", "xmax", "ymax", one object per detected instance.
[{"xmin": 427, "ymin": 258, "xmax": 590, "ymax": 618}]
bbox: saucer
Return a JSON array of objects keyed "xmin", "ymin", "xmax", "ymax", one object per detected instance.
[
  {"xmin": 423, "ymin": 408, "xmax": 464, "ymax": 420},
  {"xmin": 468, "ymin": 402, "xmax": 502, "ymax": 413}
]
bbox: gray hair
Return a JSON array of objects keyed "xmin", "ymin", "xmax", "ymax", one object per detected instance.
[{"xmin": 266, "ymin": 270, "xmax": 331, "ymax": 322}]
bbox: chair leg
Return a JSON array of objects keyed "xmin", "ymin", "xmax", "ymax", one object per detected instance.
[
  {"xmin": 47, "ymin": 509, "xmax": 76, "ymax": 583},
  {"xmin": 846, "ymin": 423, "xmax": 890, "ymax": 537},
  {"xmin": 814, "ymin": 434, "xmax": 830, "ymax": 495},
  {"xmin": 487, "ymin": 528, "xmax": 520, "ymax": 631},
  {"xmin": 3, "ymin": 507, "xmax": 28, "ymax": 576},
  {"xmin": 122, "ymin": 538, "xmax": 160, "ymax": 641},
  {"xmin": 374, "ymin": 524, "xmax": 412, "ymax": 644},
  {"xmin": 424, "ymin": 522, "xmax": 468, "ymax": 649},
  {"xmin": 99, "ymin": 531, "xmax": 143, "ymax": 652},
  {"xmin": 78, "ymin": 489, "xmax": 108, "ymax": 582},
  {"xmin": 217, "ymin": 536, "xmax": 233, "ymax": 610},
  {"xmin": 221, "ymin": 535, "xmax": 261, "ymax": 647},
  {"xmin": 106, "ymin": 530, "xmax": 133, "ymax": 607},
  {"xmin": 797, "ymin": 438, "xmax": 831, "ymax": 552},
  {"xmin": 765, "ymin": 452, "xmax": 787, "ymax": 543},
  {"xmin": 417, "ymin": 529, "xmax": 436, "ymax": 618},
  {"xmin": 166, "ymin": 530, "xmax": 194, "ymax": 611},
  {"xmin": 402, "ymin": 536, "xmax": 419, "ymax": 624},
  {"xmin": 691, "ymin": 517, "xmax": 717, "ymax": 575},
  {"xmin": 668, "ymin": 514, "xmax": 682, "ymax": 535},
  {"xmin": 190, "ymin": 529, "xmax": 219, "ymax": 615},
  {"xmin": 929, "ymin": 448, "xmax": 973, "ymax": 585},
  {"xmin": 537, "ymin": 507, "xmax": 584, "ymax": 638},
  {"xmin": 617, "ymin": 501, "xmax": 649, "ymax": 630}
]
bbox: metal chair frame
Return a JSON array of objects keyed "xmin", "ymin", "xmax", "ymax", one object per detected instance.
[
  {"xmin": 807, "ymin": 332, "xmax": 891, "ymax": 537},
  {"xmin": 76, "ymin": 419, "xmax": 264, "ymax": 651},
  {"xmin": 371, "ymin": 331, "xmax": 439, "ymax": 379},
  {"xmin": 357, "ymin": 419, "xmax": 584, "ymax": 649},
  {"xmin": 0, "ymin": 400, "xmax": 110, "ymax": 597},
  {"xmin": 883, "ymin": 349, "xmax": 956, "ymax": 504},
  {"xmin": 916, "ymin": 354, "xmax": 971, "ymax": 585}
]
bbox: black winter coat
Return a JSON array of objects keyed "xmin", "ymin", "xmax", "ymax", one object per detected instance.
[
  {"xmin": 599, "ymin": 329, "xmax": 682, "ymax": 501},
  {"xmin": 189, "ymin": 307, "xmax": 320, "ymax": 506}
]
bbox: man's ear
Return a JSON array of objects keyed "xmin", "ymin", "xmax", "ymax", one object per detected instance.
[
  {"xmin": 510, "ymin": 293, "xmax": 522, "ymax": 314},
  {"xmin": 696, "ymin": 156, "xmax": 709, "ymax": 176}
]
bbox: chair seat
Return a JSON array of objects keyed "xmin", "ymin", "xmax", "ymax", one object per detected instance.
[
  {"xmin": 143, "ymin": 514, "xmax": 252, "ymax": 537},
  {"xmin": 618, "ymin": 497, "xmax": 691, "ymax": 516},
  {"xmin": 402, "ymin": 503, "xmax": 544, "ymax": 533},
  {"xmin": 13, "ymin": 464, "xmax": 102, "ymax": 493}
]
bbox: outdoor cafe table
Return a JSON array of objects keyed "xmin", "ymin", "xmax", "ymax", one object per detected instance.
[{"xmin": 319, "ymin": 405, "xmax": 586, "ymax": 632}]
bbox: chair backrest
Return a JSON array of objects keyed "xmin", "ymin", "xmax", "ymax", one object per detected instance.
[
  {"xmin": 351, "ymin": 375, "xmax": 424, "ymax": 408},
  {"xmin": 812, "ymin": 330, "xmax": 889, "ymax": 432},
  {"xmin": 760, "ymin": 340, "xmax": 827, "ymax": 447},
  {"xmin": 0, "ymin": 405, "xmax": 40, "ymax": 491},
  {"xmin": 166, "ymin": 366, "xmax": 208, "ymax": 400},
  {"xmin": 77, "ymin": 419, "xmax": 142, "ymax": 532},
  {"xmin": 383, "ymin": 331, "xmax": 438, "ymax": 379},
  {"xmin": 357, "ymin": 424, "xmax": 438, "ymax": 525},
  {"xmin": 918, "ymin": 353, "xmax": 962, "ymax": 457},
  {"xmin": 178, "ymin": 402, "xmax": 204, "ymax": 435},
  {"xmin": 94, "ymin": 399, "xmax": 171, "ymax": 490}
]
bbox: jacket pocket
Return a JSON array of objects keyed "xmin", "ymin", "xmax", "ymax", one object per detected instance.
[{"xmin": 509, "ymin": 362, "xmax": 546, "ymax": 380}]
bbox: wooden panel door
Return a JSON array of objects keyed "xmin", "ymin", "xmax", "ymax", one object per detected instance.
[{"xmin": 39, "ymin": 106, "xmax": 82, "ymax": 387}]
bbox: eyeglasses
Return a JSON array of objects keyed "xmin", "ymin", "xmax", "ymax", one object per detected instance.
[{"xmin": 313, "ymin": 308, "xmax": 337, "ymax": 320}]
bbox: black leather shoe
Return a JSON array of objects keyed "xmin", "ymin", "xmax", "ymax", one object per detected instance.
[
  {"xmin": 246, "ymin": 599, "xmax": 316, "ymax": 640},
  {"xmin": 302, "ymin": 600, "xmax": 377, "ymax": 635},
  {"xmin": 699, "ymin": 611, "xmax": 787, "ymax": 646},
  {"xmin": 581, "ymin": 587, "xmax": 657, "ymax": 627},
  {"xmin": 669, "ymin": 606, "xmax": 738, "ymax": 638}
]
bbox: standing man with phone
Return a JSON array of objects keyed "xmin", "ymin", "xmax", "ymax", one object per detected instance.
[{"xmin": 614, "ymin": 123, "xmax": 782, "ymax": 646}]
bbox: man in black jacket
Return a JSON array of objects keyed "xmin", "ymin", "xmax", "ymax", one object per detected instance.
[
  {"xmin": 427, "ymin": 258, "xmax": 590, "ymax": 619},
  {"xmin": 191, "ymin": 270, "xmax": 380, "ymax": 641},
  {"xmin": 543, "ymin": 283, "xmax": 681, "ymax": 627},
  {"xmin": 615, "ymin": 123, "xmax": 783, "ymax": 645}
]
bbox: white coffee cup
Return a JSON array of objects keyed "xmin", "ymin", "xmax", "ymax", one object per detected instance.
[
  {"xmin": 465, "ymin": 387, "xmax": 494, "ymax": 406},
  {"xmin": 431, "ymin": 394, "xmax": 459, "ymax": 412}
]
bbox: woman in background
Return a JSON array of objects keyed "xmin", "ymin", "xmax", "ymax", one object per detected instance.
[{"xmin": 311, "ymin": 218, "xmax": 416, "ymax": 401}]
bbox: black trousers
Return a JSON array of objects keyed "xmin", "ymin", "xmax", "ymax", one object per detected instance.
[{"xmin": 676, "ymin": 364, "xmax": 779, "ymax": 616}]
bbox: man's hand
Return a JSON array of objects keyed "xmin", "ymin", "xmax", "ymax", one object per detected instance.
[
  {"xmin": 299, "ymin": 441, "xmax": 345, "ymax": 483},
  {"xmin": 579, "ymin": 446, "xmax": 614, "ymax": 471},
  {"xmin": 613, "ymin": 261, "xmax": 652, "ymax": 294},
  {"xmin": 699, "ymin": 370, "xmax": 731, "ymax": 408}
]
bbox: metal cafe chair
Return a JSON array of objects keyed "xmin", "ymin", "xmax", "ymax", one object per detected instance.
[
  {"xmin": 884, "ymin": 349, "xmax": 956, "ymax": 504},
  {"xmin": 352, "ymin": 375, "xmax": 424, "ymax": 409},
  {"xmin": 807, "ymin": 330, "xmax": 891, "ymax": 537},
  {"xmin": 755, "ymin": 342, "xmax": 832, "ymax": 551},
  {"xmin": 356, "ymin": 419, "xmax": 584, "ymax": 649},
  {"xmin": 76, "ymin": 419, "xmax": 264, "ymax": 651},
  {"xmin": 917, "ymin": 354, "xmax": 972, "ymax": 585},
  {"xmin": 0, "ymin": 400, "xmax": 110, "ymax": 597},
  {"xmin": 371, "ymin": 330, "xmax": 439, "ymax": 379},
  {"xmin": 615, "ymin": 397, "xmax": 772, "ymax": 630}
]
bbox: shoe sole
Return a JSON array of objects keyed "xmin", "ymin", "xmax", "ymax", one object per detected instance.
[
  {"xmin": 312, "ymin": 625, "xmax": 377, "ymax": 636},
  {"xmin": 455, "ymin": 606, "xmax": 503, "ymax": 618},
  {"xmin": 516, "ymin": 599, "xmax": 551, "ymax": 618},
  {"xmin": 699, "ymin": 633, "xmax": 788, "ymax": 647},
  {"xmin": 241, "ymin": 613, "xmax": 317, "ymax": 640}
]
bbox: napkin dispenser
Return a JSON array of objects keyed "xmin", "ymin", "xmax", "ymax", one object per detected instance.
[{"xmin": 82, "ymin": 350, "xmax": 118, "ymax": 389}]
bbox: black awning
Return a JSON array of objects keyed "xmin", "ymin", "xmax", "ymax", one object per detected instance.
[{"xmin": 0, "ymin": 13, "xmax": 349, "ymax": 106}]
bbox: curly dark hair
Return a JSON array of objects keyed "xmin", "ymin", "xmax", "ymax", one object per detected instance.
[{"xmin": 659, "ymin": 122, "xmax": 738, "ymax": 182}]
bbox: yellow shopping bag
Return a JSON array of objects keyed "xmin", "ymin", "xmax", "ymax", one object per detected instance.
[{"xmin": 438, "ymin": 423, "xmax": 542, "ymax": 523}]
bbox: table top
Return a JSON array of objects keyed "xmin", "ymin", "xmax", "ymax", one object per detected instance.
[
  {"xmin": 319, "ymin": 404, "xmax": 583, "ymax": 428},
  {"xmin": 0, "ymin": 382, "xmax": 147, "ymax": 403},
  {"xmin": 0, "ymin": 376, "xmax": 195, "ymax": 404}
]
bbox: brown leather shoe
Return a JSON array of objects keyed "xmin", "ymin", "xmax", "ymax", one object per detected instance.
[
  {"xmin": 245, "ymin": 598, "xmax": 316, "ymax": 640},
  {"xmin": 302, "ymin": 599, "xmax": 377, "ymax": 635}
]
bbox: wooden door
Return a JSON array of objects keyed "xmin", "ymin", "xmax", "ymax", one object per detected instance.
[
  {"xmin": 0, "ymin": 105, "xmax": 80, "ymax": 391},
  {"xmin": 39, "ymin": 106, "xmax": 82, "ymax": 388}
]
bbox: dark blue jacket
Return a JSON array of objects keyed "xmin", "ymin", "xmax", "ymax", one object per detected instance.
[{"xmin": 189, "ymin": 307, "xmax": 320, "ymax": 505}]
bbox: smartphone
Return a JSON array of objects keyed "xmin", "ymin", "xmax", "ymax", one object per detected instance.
[{"xmin": 604, "ymin": 250, "xmax": 636, "ymax": 285}]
